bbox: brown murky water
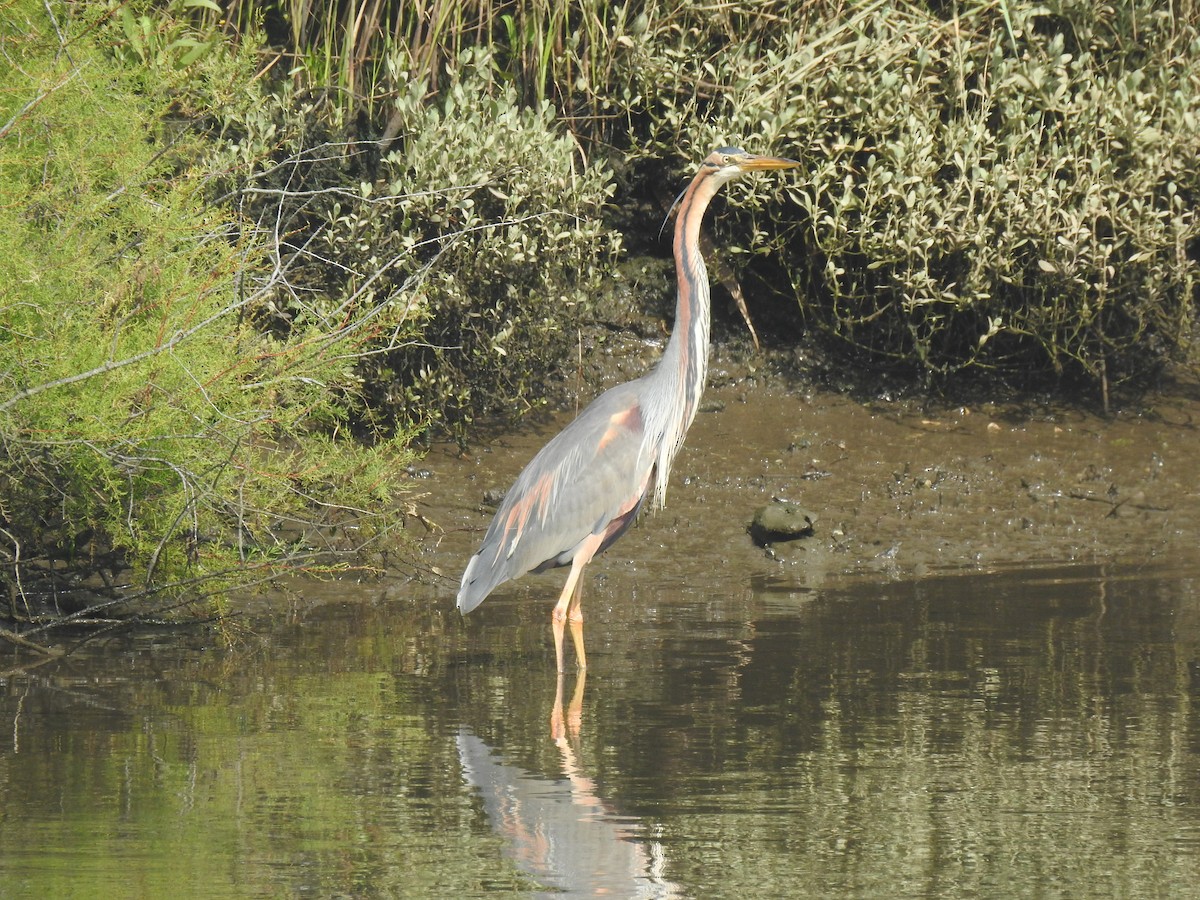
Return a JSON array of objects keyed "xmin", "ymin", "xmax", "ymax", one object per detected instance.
[{"xmin": 2, "ymin": 379, "xmax": 1200, "ymax": 896}]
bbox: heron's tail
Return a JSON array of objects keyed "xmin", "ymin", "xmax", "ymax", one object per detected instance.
[{"xmin": 457, "ymin": 552, "xmax": 501, "ymax": 615}]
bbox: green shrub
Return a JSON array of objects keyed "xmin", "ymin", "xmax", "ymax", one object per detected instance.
[
  {"xmin": 210, "ymin": 48, "xmax": 621, "ymax": 438},
  {"xmin": 0, "ymin": 1, "xmax": 413, "ymax": 633},
  {"xmin": 620, "ymin": 0, "xmax": 1200, "ymax": 395},
  {"xmin": 210, "ymin": 1, "xmax": 634, "ymax": 133}
]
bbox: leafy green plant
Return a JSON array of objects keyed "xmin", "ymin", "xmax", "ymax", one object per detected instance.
[
  {"xmin": 210, "ymin": 47, "xmax": 620, "ymax": 438},
  {"xmin": 111, "ymin": 0, "xmax": 222, "ymax": 70},
  {"xmin": 620, "ymin": 0, "xmax": 1200, "ymax": 398},
  {"xmin": 196, "ymin": 0, "xmax": 1200, "ymax": 402},
  {"xmin": 0, "ymin": 1, "xmax": 416, "ymax": 638}
]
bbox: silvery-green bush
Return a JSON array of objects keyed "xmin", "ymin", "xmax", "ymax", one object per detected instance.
[
  {"xmin": 620, "ymin": 0, "xmax": 1199, "ymax": 393},
  {"xmin": 214, "ymin": 49, "xmax": 620, "ymax": 436}
]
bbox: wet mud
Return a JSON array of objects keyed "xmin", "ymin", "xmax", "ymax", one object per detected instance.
[{"xmin": 413, "ymin": 349, "xmax": 1200, "ymax": 607}]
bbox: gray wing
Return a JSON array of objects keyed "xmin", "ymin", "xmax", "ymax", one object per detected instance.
[{"xmin": 458, "ymin": 380, "xmax": 654, "ymax": 613}]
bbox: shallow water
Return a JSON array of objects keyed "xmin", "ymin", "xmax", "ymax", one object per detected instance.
[
  {"xmin": 3, "ymin": 383, "xmax": 1200, "ymax": 896},
  {"xmin": 2, "ymin": 561, "xmax": 1199, "ymax": 897}
]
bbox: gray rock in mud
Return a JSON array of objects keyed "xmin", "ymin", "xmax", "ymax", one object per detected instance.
[{"xmin": 749, "ymin": 502, "xmax": 816, "ymax": 546}]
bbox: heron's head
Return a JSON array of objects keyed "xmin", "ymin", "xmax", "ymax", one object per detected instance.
[{"xmin": 702, "ymin": 146, "xmax": 801, "ymax": 187}]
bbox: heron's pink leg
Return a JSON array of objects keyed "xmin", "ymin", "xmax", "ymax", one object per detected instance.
[
  {"xmin": 566, "ymin": 567, "xmax": 586, "ymax": 622},
  {"xmin": 552, "ymin": 580, "xmax": 589, "ymax": 672},
  {"xmin": 551, "ymin": 532, "xmax": 603, "ymax": 672},
  {"xmin": 552, "ymin": 615, "xmax": 568, "ymax": 674}
]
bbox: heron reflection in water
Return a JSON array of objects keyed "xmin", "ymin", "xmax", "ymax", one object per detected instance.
[
  {"xmin": 458, "ymin": 672, "xmax": 685, "ymax": 897},
  {"xmin": 458, "ymin": 148, "xmax": 799, "ymax": 670}
]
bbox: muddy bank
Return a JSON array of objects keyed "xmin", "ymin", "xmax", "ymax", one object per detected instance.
[{"xmin": 410, "ymin": 339, "xmax": 1200, "ymax": 608}]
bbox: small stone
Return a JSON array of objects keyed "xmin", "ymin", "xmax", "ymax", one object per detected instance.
[{"xmin": 749, "ymin": 501, "xmax": 816, "ymax": 546}]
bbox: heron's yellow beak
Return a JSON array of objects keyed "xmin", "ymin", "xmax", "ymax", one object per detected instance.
[{"xmin": 737, "ymin": 154, "xmax": 801, "ymax": 171}]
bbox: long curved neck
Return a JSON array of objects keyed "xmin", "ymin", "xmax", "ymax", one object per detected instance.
[{"xmin": 645, "ymin": 168, "xmax": 724, "ymax": 508}]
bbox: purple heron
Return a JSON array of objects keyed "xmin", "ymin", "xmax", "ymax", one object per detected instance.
[{"xmin": 458, "ymin": 148, "xmax": 799, "ymax": 670}]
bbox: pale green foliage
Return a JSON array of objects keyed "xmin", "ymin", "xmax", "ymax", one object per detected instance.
[
  {"xmin": 212, "ymin": 47, "xmax": 620, "ymax": 436},
  {"xmin": 109, "ymin": 0, "xmax": 222, "ymax": 71},
  {"xmin": 0, "ymin": 2, "xmax": 414, "ymax": 626},
  {"xmin": 374, "ymin": 49, "xmax": 619, "ymax": 429}
]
